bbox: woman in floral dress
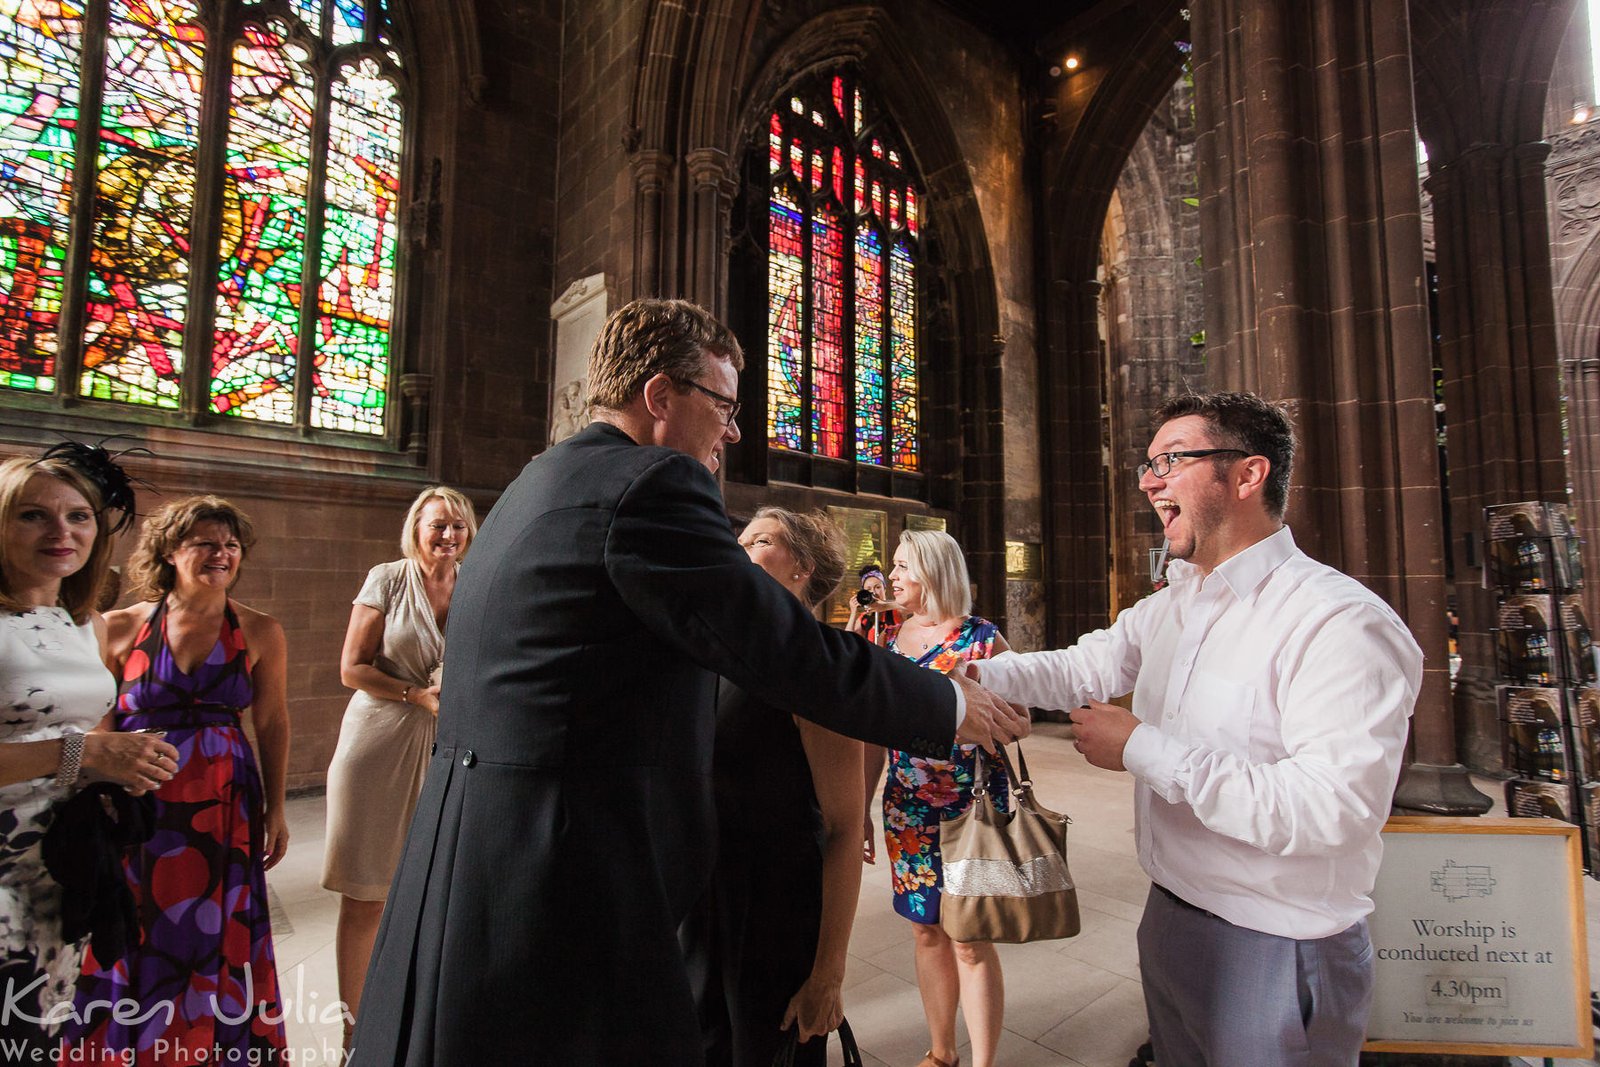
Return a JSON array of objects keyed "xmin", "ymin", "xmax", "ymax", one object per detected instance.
[{"xmin": 864, "ymin": 529, "xmax": 1012, "ymax": 1067}]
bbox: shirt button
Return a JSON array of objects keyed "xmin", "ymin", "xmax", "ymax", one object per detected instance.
[{"xmin": 461, "ymin": 750, "xmax": 476, "ymax": 768}]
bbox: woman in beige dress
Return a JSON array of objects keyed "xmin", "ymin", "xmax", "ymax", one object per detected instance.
[{"xmin": 323, "ymin": 485, "xmax": 477, "ymax": 1029}]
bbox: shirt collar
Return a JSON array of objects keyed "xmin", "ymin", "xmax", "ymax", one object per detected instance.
[{"xmin": 1166, "ymin": 525, "xmax": 1297, "ymax": 602}]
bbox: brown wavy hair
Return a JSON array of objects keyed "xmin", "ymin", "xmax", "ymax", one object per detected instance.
[
  {"xmin": 748, "ymin": 506, "xmax": 846, "ymax": 608},
  {"xmin": 0, "ymin": 456, "xmax": 116, "ymax": 623},
  {"xmin": 124, "ymin": 496, "xmax": 258, "ymax": 601}
]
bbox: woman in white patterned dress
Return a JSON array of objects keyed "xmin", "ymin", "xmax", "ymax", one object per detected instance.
[{"xmin": 0, "ymin": 449, "xmax": 178, "ymax": 1052}]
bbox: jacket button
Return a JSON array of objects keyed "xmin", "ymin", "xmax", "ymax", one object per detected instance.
[
  {"xmin": 461, "ymin": 750, "xmax": 476, "ymax": 768},
  {"xmin": 430, "ymin": 743, "xmax": 437, "ymax": 756}
]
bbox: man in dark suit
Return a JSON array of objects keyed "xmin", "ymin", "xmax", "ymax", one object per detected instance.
[{"xmin": 352, "ymin": 299, "xmax": 1029, "ymax": 1064}]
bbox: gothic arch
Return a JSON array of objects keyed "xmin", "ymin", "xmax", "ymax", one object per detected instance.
[{"xmin": 1035, "ymin": 1, "xmax": 1187, "ymax": 642}]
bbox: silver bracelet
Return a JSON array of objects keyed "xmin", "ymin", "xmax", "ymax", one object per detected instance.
[{"xmin": 55, "ymin": 732, "xmax": 84, "ymax": 788}]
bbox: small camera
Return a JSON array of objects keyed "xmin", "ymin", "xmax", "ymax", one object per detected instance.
[{"xmin": 855, "ymin": 589, "xmax": 875, "ymax": 608}]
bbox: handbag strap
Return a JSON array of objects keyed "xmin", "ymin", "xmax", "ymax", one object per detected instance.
[
  {"xmin": 974, "ymin": 741, "xmax": 1031, "ymax": 801},
  {"xmin": 771, "ymin": 1018, "xmax": 862, "ymax": 1067}
]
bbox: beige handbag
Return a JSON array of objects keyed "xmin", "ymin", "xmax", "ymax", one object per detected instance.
[{"xmin": 938, "ymin": 743, "xmax": 1080, "ymax": 943}]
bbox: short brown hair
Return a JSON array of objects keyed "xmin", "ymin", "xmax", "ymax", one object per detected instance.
[
  {"xmin": 586, "ymin": 298, "xmax": 744, "ymax": 410},
  {"xmin": 124, "ymin": 495, "xmax": 258, "ymax": 601},
  {"xmin": 749, "ymin": 506, "xmax": 846, "ymax": 608},
  {"xmin": 0, "ymin": 456, "xmax": 116, "ymax": 623},
  {"xmin": 1155, "ymin": 391, "xmax": 1297, "ymax": 519}
]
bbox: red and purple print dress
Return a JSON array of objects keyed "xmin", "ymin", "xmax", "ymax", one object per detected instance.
[
  {"xmin": 69, "ymin": 598, "xmax": 287, "ymax": 1063},
  {"xmin": 881, "ymin": 615, "xmax": 1010, "ymax": 924}
]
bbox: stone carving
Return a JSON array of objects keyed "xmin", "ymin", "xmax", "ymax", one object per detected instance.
[
  {"xmin": 1555, "ymin": 168, "xmax": 1600, "ymax": 240},
  {"xmin": 549, "ymin": 378, "xmax": 591, "ymax": 447}
]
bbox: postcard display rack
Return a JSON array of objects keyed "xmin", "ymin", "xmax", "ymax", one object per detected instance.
[{"xmin": 1488, "ymin": 501, "xmax": 1600, "ymax": 873}]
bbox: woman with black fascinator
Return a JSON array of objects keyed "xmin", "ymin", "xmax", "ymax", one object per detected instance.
[{"xmin": 0, "ymin": 444, "xmax": 179, "ymax": 1055}]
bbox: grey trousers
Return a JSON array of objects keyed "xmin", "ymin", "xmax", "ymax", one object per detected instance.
[{"xmin": 1136, "ymin": 884, "xmax": 1374, "ymax": 1067}]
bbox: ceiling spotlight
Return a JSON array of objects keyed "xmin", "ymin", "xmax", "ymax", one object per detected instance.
[
  {"xmin": 1575, "ymin": 104, "xmax": 1591, "ymax": 124},
  {"xmin": 1064, "ymin": 55, "xmax": 1081, "ymax": 71},
  {"xmin": 1048, "ymin": 65, "xmax": 1062, "ymax": 77}
]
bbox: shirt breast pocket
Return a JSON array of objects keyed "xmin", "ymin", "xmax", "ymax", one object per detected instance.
[{"xmin": 1180, "ymin": 670, "xmax": 1258, "ymax": 756}]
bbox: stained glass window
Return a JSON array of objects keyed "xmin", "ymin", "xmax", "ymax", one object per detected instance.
[
  {"xmin": 0, "ymin": 0, "xmax": 82, "ymax": 394},
  {"xmin": 0, "ymin": 0, "xmax": 405, "ymax": 438},
  {"xmin": 765, "ymin": 73, "xmax": 920, "ymax": 471}
]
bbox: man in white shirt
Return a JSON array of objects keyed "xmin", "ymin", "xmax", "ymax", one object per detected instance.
[{"xmin": 973, "ymin": 392, "xmax": 1422, "ymax": 1066}]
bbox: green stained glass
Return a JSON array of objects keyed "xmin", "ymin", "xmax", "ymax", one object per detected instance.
[
  {"xmin": 889, "ymin": 239, "xmax": 916, "ymax": 470},
  {"xmin": 210, "ymin": 24, "xmax": 315, "ymax": 423},
  {"xmin": 313, "ymin": 55, "xmax": 399, "ymax": 434},
  {"xmin": 0, "ymin": 0, "xmax": 82, "ymax": 393},
  {"xmin": 78, "ymin": 0, "xmax": 205, "ymax": 408}
]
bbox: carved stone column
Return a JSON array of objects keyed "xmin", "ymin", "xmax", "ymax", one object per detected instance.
[
  {"xmin": 399, "ymin": 373, "xmax": 432, "ymax": 464},
  {"xmin": 1428, "ymin": 141, "xmax": 1568, "ymax": 775},
  {"xmin": 1192, "ymin": 0, "xmax": 1477, "ymax": 811},
  {"xmin": 685, "ymin": 147, "xmax": 738, "ymax": 317},
  {"xmin": 630, "ymin": 150, "xmax": 673, "ymax": 299},
  {"xmin": 1040, "ymin": 276, "xmax": 1110, "ymax": 646}
]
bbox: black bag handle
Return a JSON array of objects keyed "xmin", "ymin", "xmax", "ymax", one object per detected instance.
[{"xmin": 771, "ymin": 1018, "xmax": 862, "ymax": 1067}]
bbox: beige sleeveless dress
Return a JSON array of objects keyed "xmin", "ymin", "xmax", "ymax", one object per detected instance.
[{"xmin": 322, "ymin": 559, "xmax": 445, "ymax": 900}]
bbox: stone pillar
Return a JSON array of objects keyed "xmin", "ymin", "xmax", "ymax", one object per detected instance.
[
  {"xmin": 1427, "ymin": 142, "xmax": 1568, "ymax": 773},
  {"xmin": 1040, "ymin": 276, "xmax": 1110, "ymax": 646},
  {"xmin": 685, "ymin": 147, "xmax": 737, "ymax": 318},
  {"xmin": 630, "ymin": 149, "xmax": 673, "ymax": 299},
  {"xmin": 1192, "ymin": 0, "xmax": 1479, "ymax": 811}
]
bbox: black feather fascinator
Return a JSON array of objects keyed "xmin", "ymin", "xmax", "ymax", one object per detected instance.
[{"xmin": 38, "ymin": 438, "xmax": 150, "ymax": 534}]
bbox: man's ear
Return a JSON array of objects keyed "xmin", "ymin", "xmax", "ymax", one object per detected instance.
[
  {"xmin": 640, "ymin": 373, "xmax": 677, "ymax": 421},
  {"xmin": 1235, "ymin": 456, "xmax": 1271, "ymax": 501}
]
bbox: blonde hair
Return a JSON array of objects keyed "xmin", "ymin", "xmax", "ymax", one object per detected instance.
[
  {"xmin": 124, "ymin": 496, "xmax": 257, "ymax": 601},
  {"xmin": 401, "ymin": 486, "xmax": 478, "ymax": 563},
  {"xmin": 586, "ymin": 298, "xmax": 744, "ymax": 411},
  {"xmin": 0, "ymin": 456, "xmax": 115, "ymax": 623},
  {"xmin": 895, "ymin": 529, "xmax": 972, "ymax": 621},
  {"xmin": 749, "ymin": 506, "xmax": 846, "ymax": 608}
]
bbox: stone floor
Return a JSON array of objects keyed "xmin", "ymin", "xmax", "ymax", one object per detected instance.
[{"xmin": 262, "ymin": 722, "xmax": 1600, "ymax": 1066}]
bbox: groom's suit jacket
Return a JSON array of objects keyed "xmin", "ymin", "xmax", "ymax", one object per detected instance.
[{"xmin": 353, "ymin": 421, "xmax": 956, "ymax": 1065}]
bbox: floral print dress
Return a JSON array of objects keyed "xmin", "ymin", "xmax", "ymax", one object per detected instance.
[{"xmin": 881, "ymin": 615, "xmax": 1008, "ymax": 923}]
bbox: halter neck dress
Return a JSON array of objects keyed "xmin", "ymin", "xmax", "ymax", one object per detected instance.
[{"xmin": 69, "ymin": 597, "xmax": 287, "ymax": 1062}]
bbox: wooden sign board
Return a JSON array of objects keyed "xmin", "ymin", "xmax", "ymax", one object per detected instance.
[{"xmin": 1363, "ymin": 817, "xmax": 1592, "ymax": 1057}]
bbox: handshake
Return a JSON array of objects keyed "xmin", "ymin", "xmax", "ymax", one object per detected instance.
[{"xmin": 949, "ymin": 661, "xmax": 1031, "ymax": 751}]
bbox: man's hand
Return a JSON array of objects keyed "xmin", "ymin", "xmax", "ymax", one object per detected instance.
[
  {"xmin": 950, "ymin": 668, "xmax": 1031, "ymax": 753},
  {"xmin": 1069, "ymin": 699, "xmax": 1137, "ymax": 771}
]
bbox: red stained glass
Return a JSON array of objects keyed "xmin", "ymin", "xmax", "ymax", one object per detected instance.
[
  {"xmin": 789, "ymin": 138, "xmax": 803, "ymax": 181},
  {"xmin": 854, "ymin": 157, "xmax": 866, "ymax": 214},
  {"xmin": 871, "ymin": 180, "xmax": 883, "ymax": 220},
  {"xmin": 907, "ymin": 187, "xmax": 919, "ymax": 237},
  {"xmin": 769, "ymin": 112, "xmax": 781, "ymax": 173},
  {"xmin": 767, "ymin": 188, "xmax": 804, "ymax": 450},
  {"xmin": 832, "ymin": 75, "xmax": 845, "ymax": 120},
  {"xmin": 811, "ymin": 204, "xmax": 845, "ymax": 458},
  {"xmin": 832, "ymin": 147, "xmax": 844, "ymax": 204},
  {"xmin": 810, "ymin": 148, "xmax": 824, "ymax": 191},
  {"xmin": 871, "ymin": 138, "xmax": 883, "ymax": 159},
  {"xmin": 888, "ymin": 188, "xmax": 901, "ymax": 230}
]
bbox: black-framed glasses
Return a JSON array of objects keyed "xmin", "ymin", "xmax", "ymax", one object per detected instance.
[
  {"xmin": 1136, "ymin": 449, "xmax": 1248, "ymax": 480},
  {"xmin": 676, "ymin": 378, "xmax": 741, "ymax": 427}
]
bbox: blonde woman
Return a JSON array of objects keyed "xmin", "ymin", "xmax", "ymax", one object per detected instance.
[
  {"xmin": 323, "ymin": 486, "xmax": 477, "ymax": 1028},
  {"xmin": 0, "ymin": 448, "xmax": 175, "ymax": 1057},
  {"xmin": 864, "ymin": 529, "xmax": 1012, "ymax": 1067}
]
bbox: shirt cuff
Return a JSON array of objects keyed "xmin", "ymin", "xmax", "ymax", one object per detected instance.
[
  {"xmin": 971, "ymin": 649, "xmax": 1018, "ymax": 700},
  {"xmin": 948, "ymin": 675, "xmax": 966, "ymax": 734},
  {"xmin": 1121, "ymin": 722, "xmax": 1185, "ymax": 802}
]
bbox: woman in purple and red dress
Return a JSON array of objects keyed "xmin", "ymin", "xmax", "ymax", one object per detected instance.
[{"xmin": 69, "ymin": 496, "xmax": 290, "ymax": 1063}]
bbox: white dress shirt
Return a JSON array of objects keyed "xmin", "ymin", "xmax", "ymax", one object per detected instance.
[{"xmin": 981, "ymin": 526, "xmax": 1421, "ymax": 939}]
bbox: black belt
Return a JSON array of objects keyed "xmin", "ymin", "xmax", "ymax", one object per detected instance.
[{"xmin": 1153, "ymin": 881, "xmax": 1225, "ymax": 922}]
